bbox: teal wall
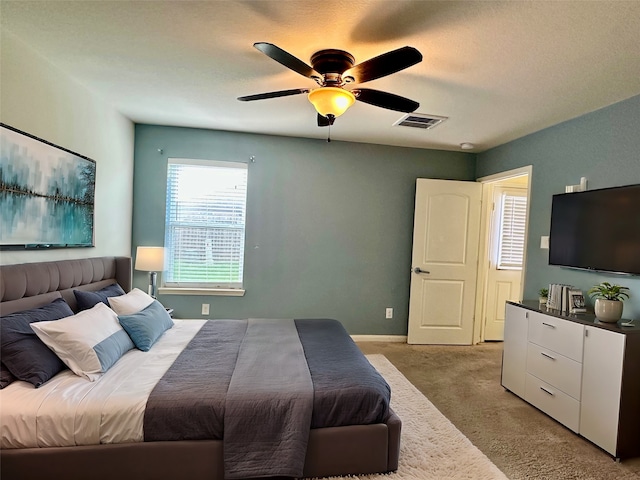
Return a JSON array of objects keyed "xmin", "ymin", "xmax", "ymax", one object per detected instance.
[
  {"xmin": 477, "ymin": 94, "xmax": 640, "ymax": 320},
  {"xmin": 133, "ymin": 125, "xmax": 475, "ymax": 334}
]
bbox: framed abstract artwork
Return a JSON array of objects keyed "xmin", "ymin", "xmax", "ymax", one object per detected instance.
[{"xmin": 0, "ymin": 124, "xmax": 96, "ymax": 249}]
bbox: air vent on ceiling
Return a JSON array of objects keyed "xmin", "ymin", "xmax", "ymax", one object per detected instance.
[{"xmin": 393, "ymin": 113, "xmax": 448, "ymax": 130}]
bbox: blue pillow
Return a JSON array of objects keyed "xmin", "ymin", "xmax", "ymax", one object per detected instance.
[
  {"xmin": 117, "ymin": 300, "xmax": 174, "ymax": 352},
  {"xmin": 0, "ymin": 298, "xmax": 74, "ymax": 387},
  {"xmin": 74, "ymin": 283, "xmax": 126, "ymax": 311}
]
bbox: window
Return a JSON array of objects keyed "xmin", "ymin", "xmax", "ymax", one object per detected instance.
[
  {"xmin": 497, "ymin": 192, "xmax": 527, "ymax": 270},
  {"xmin": 164, "ymin": 159, "xmax": 248, "ymax": 290}
]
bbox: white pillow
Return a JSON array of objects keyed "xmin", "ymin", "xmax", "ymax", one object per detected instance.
[
  {"xmin": 108, "ymin": 288, "xmax": 154, "ymax": 315},
  {"xmin": 30, "ymin": 303, "xmax": 135, "ymax": 381}
]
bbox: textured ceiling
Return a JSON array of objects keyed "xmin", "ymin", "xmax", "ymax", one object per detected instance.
[{"xmin": 2, "ymin": 0, "xmax": 640, "ymax": 152}]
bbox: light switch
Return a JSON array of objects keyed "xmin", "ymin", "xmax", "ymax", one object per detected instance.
[{"xmin": 540, "ymin": 236, "xmax": 549, "ymax": 249}]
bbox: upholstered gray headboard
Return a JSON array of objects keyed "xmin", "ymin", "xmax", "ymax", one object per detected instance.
[{"xmin": 0, "ymin": 257, "xmax": 131, "ymax": 316}]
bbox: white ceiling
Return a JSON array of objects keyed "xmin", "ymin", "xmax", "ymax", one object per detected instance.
[{"xmin": 3, "ymin": 0, "xmax": 640, "ymax": 153}]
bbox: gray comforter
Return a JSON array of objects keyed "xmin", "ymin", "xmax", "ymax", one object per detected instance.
[{"xmin": 144, "ymin": 318, "xmax": 390, "ymax": 479}]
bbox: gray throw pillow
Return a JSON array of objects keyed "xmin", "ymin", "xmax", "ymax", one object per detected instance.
[
  {"xmin": 0, "ymin": 362, "xmax": 16, "ymax": 389},
  {"xmin": 74, "ymin": 283, "xmax": 126, "ymax": 311},
  {"xmin": 0, "ymin": 298, "xmax": 74, "ymax": 387}
]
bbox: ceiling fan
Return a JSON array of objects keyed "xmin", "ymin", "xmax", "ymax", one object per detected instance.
[{"xmin": 238, "ymin": 42, "xmax": 423, "ymax": 127}]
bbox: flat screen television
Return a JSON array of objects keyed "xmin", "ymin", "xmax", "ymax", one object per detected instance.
[{"xmin": 549, "ymin": 184, "xmax": 640, "ymax": 276}]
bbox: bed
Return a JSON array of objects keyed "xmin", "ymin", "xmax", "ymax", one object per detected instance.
[{"xmin": 0, "ymin": 256, "xmax": 401, "ymax": 480}]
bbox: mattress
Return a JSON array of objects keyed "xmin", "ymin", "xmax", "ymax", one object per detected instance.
[
  {"xmin": 1, "ymin": 320, "xmax": 205, "ymax": 448},
  {"xmin": 1, "ymin": 318, "xmax": 391, "ymax": 450}
]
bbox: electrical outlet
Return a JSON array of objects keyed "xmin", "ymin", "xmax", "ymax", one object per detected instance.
[
  {"xmin": 201, "ymin": 303, "xmax": 210, "ymax": 315},
  {"xmin": 385, "ymin": 307, "xmax": 393, "ymax": 319}
]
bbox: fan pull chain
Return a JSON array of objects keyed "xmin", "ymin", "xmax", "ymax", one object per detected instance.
[{"xmin": 327, "ymin": 123, "xmax": 331, "ymax": 143}]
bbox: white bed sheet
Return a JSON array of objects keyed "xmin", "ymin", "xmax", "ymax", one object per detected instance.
[{"xmin": 0, "ymin": 320, "xmax": 205, "ymax": 449}]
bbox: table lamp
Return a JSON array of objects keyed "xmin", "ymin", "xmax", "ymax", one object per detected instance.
[{"xmin": 135, "ymin": 246, "xmax": 165, "ymax": 298}]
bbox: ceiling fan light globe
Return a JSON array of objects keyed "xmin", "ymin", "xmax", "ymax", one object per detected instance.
[{"xmin": 308, "ymin": 87, "xmax": 355, "ymax": 118}]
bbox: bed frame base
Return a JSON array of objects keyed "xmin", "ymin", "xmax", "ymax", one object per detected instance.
[{"xmin": 2, "ymin": 411, "xmax": 401, "ymax": 480}]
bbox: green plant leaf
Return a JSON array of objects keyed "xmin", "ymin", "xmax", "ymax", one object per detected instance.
[{"xmin": 588, "ymin": 282, "xmax": 630, "ymax": 301}]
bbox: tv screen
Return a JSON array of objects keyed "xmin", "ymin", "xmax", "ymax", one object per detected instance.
[{"xmin": 549, "ymin": 184, "xmax": 640, "ymax": 275}]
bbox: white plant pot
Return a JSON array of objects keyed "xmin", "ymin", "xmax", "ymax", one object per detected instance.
[{"xmin": 594, "ymin": 298, "xmax": 623, "ymax": 323}]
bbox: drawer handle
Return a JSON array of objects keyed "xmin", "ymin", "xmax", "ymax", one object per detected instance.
[
  {"xmin": 540, "ymin": 386, "xmax": 555, "ymax": 396},
  {"xmin": 540, "ymin": 352, "xmax": 556, "ymax": 361},
  {"xmin": 542, "ymin": 322, "xmax": 556, "ymax": 328}
]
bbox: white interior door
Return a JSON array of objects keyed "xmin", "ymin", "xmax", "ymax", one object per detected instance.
[
  {"xmin": 483, "ymin": 186, "xmax": 527, "ymax": 340},
  {"xmin": 407, "ymin": 179, "xmax": 482, "ymax": 345}
]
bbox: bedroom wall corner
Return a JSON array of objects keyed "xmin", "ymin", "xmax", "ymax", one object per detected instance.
[{"xmin": 0, "ymin": 30, "xmax": 135, "ymax": 266}]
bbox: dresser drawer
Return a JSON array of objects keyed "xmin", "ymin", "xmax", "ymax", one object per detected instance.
[
  {"xmin": 528, "ymin": 312, "xmax": 584, "ymax": 362},
  {"xmin": 525, "ymin": 373, "xmax": 580, "ymax": 432},
  {"xmin": 526, "ymin": 342, "xmax": 582, "ymax": 400}
]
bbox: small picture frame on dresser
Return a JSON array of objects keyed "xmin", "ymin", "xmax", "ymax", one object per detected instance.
[{"xmin": 569, "ymin": 289, "xmax": 587, "ymax": 314}]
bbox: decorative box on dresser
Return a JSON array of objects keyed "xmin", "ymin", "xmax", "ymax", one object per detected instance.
[{"xmin": 502, "ymin": 301, "xmax": 640, "ymax": 460}]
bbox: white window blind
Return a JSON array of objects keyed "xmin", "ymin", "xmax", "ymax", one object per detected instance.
[
  {"xmin": 497, "ymin": 193, "xmax": 527, "ymax": 270},
  {"xmin": 164, "ymin": 159, "xmax": 247, "ymax": 288}
]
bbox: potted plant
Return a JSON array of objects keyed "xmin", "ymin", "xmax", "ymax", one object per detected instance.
[
  {"xmin": 587, "ymin": 282, "xmax": 630, "ymax": 323},
  {"xmin": 538, "ymin": 288, "xmax": 549, "ymax": 306}
]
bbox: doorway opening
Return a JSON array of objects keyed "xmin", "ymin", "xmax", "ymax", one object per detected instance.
[
  {"xmin": 474, "ymin": 166, "xmax": 532, "ymax": 343},
  {"xmin": 407, "ymin": 168, "xmax": 531, "ymax": 345}
]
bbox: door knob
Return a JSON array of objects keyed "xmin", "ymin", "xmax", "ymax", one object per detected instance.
[{"xmin": 413, "ymin": 267, "xmax": 430, "ymax": 274}]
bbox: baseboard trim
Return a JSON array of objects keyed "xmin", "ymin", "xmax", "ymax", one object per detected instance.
[{"xmin": 351, "ymin": 335, "xmax": 407, "ymax": 343}]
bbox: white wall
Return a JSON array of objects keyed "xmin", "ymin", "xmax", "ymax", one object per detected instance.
[{"xmin": 0, "ymin": 31, "xmax": 134, "ymax": 265}]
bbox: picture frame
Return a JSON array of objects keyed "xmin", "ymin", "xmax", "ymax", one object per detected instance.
[
  {"xmin": 569, "ymin": 289, "xmax": 587, "ymax": 314},
  {"xmin": 0, "ymin": 123, "xmax": 96, "ymax": 249}
]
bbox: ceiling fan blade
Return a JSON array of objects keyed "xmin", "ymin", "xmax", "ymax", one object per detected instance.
[
  {"xmin": 353, "ymin": 88, "xmax": 419, "ymax": 113},
  {"xmin": 254, "ymin": 42, "xmax": 321, "ymax": 81},
  {"xmin": 343, "ymin": 46, "xmax": 422, "ymax": 84},
  {"xmin": 317, "ymin": 113, "xmax": 331, "ymax": 127},
  {"xmin": 238, "ymin": 88, "xmax": 310, "ymax": 102}
]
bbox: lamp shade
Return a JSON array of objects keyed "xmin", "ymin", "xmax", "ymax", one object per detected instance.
[
  {"xmin": 308, "ymin": 87, "xmax": 356, "ymax": 118},
  {"xmin": 135, "ymin": 247, "xmax": 165, "ymax": 271}
]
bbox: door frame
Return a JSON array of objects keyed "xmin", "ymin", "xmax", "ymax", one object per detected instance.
[{"xmin": 473, "ymin": 165, "xmax": 532, "ymax": 344}]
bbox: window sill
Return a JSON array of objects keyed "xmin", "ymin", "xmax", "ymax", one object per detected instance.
[{"xmin": 158, "ymin": 287, "xmax": 245, "ymax": 297}]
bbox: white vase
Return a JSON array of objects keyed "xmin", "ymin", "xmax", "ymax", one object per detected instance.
[{"xmin": 594, "ymin": 298, "xmax": 623, "ymax": 323}]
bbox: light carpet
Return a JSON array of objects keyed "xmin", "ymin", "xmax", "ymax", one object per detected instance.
[{"xmin": 338, "ymin": 354, "xmax": 509, "ymax": 480}]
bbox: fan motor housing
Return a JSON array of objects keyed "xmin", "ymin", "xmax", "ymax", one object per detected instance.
[{"xmin": 311, "ymin": 49, "xmax": 355, "ymax": 75}]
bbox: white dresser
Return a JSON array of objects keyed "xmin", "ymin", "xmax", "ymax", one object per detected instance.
[{"xmin": 502, "ymin": 301, "xmax": 640, "ymax": 460}]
